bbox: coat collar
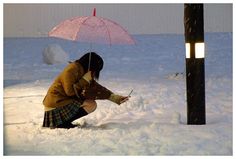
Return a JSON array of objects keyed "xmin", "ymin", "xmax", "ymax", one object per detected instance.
[{"xmin": 74, "ymin": 61, "xmax": 85, "ymax": 75}]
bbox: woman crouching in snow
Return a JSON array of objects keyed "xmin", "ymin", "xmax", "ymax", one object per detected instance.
[{"xmin": 42, "ymin": 52, "xmax": 129, "ymax": 129}]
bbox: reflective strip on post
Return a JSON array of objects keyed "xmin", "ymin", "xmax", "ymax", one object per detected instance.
[
  {"xmin": 195, "ymin": 43, "xmax": 205, "ymax": 58},
  {"xmin": 185, "ymin": 43, "xmax": 190, "ymax": 58},
  {"xmin": 186, "ymin": 42, "xmax": 205, "ymax": 59}
]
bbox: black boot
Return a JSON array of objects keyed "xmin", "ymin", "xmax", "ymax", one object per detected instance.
[
  {"xmin": 56, "ymin": 107, "xmax": 88, "ymax": 129},
  {"xmin": 56, "ymin": 122, "xmax": 77, "ymax": 129}
]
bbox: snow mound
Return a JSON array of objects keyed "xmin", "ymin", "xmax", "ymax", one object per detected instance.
[
  {"xmin": 42, "ymin": 44, "xmax": 69, "ymax": 65},
  {"xmin": 4, "ymin": 33, "xmax": 232, "ymax": 155}
]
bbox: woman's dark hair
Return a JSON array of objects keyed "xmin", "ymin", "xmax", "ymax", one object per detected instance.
[{"xmin": 76, "ymin": 52, "xmax": 104, "ymax": 80}]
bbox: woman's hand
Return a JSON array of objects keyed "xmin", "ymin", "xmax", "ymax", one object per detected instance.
[{"xmin": 109, "ymin": 94, "xmax": 129, "ymax": 105}]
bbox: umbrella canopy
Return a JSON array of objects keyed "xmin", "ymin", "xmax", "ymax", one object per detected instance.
[{"xmin": 49, "ymin": 8, "xmax": 135, "ymax": 45}]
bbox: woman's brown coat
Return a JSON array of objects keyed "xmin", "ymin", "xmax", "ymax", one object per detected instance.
[{"xmin": 43, "ymin": 62, "xmax": 112, "ymax": 110}]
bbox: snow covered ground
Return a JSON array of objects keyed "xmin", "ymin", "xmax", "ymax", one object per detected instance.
[{"xmin": 3, "ymin": 33, "xmax": 232, "ymax": 155}]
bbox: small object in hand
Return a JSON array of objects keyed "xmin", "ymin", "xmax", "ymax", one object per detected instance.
[
  {"xmin": 120, "ymin": 90, "xmax": 133, "ymax": 104},
  {"xmin": 128, "ymin": 89, "xmax": 133, "ymax": 97}
]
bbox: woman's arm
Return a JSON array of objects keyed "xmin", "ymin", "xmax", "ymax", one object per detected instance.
[{"xmin": 81, "ymin": 80, "xmax": 112, "ymax": 100}]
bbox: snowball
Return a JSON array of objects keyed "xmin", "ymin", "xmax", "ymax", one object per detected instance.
[{"xmin": 42, "ymin": 44, "xmax": 69, "ymax": 65}]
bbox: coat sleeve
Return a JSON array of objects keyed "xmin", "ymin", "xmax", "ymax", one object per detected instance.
[{"xmin": 82, "ymin": 80, "xmax": 113, "ymax": 100}]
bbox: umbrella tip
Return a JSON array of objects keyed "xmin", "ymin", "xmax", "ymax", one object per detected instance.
[{"xmin": 93, "ymin": 8, "xmax": 96, "ymax": 16}]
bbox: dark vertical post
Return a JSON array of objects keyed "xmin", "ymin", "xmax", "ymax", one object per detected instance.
[{"xmin": 184, "ymin": 4, "xmax": 206, "ymax": 124}]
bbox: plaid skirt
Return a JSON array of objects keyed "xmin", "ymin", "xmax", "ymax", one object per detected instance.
[{"xmin": 43, "ymin": 101, "xmax": 81, "ymax": 128}]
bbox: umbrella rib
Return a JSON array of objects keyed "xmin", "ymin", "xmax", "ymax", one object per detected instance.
[
  {"xmin": 105, "ymin": 19, "xmax": 136, "ymax": 45},
  {"xmin": 96, "ymin": 17, "xmax": 112, "ymax": 46},
  {"xmin": 49, "ymin": 16, "xmax": 81, "ymax": 39},
  {"xmin": 80, "ymin": 16, "xmax": 93, "ymax": 27},
  {"xmin": 75, "ymin": 16, "xmax": 92, "ymax": 40},
  {"xmin": 49, "ymin": 20, "xmax": 69, "ymax": 37},
  {"xmin": 78, "ymin": 16, "xmax": 112, "ymax": 45}
]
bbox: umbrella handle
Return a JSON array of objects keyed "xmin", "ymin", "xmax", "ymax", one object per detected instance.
[
  {"xmin": 88, "ymin": 52, "xmax": 91, "ymax": 71},
  {"xmin": 88, "ymin": 43, "xmax": 93, "ymax": 71}
]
